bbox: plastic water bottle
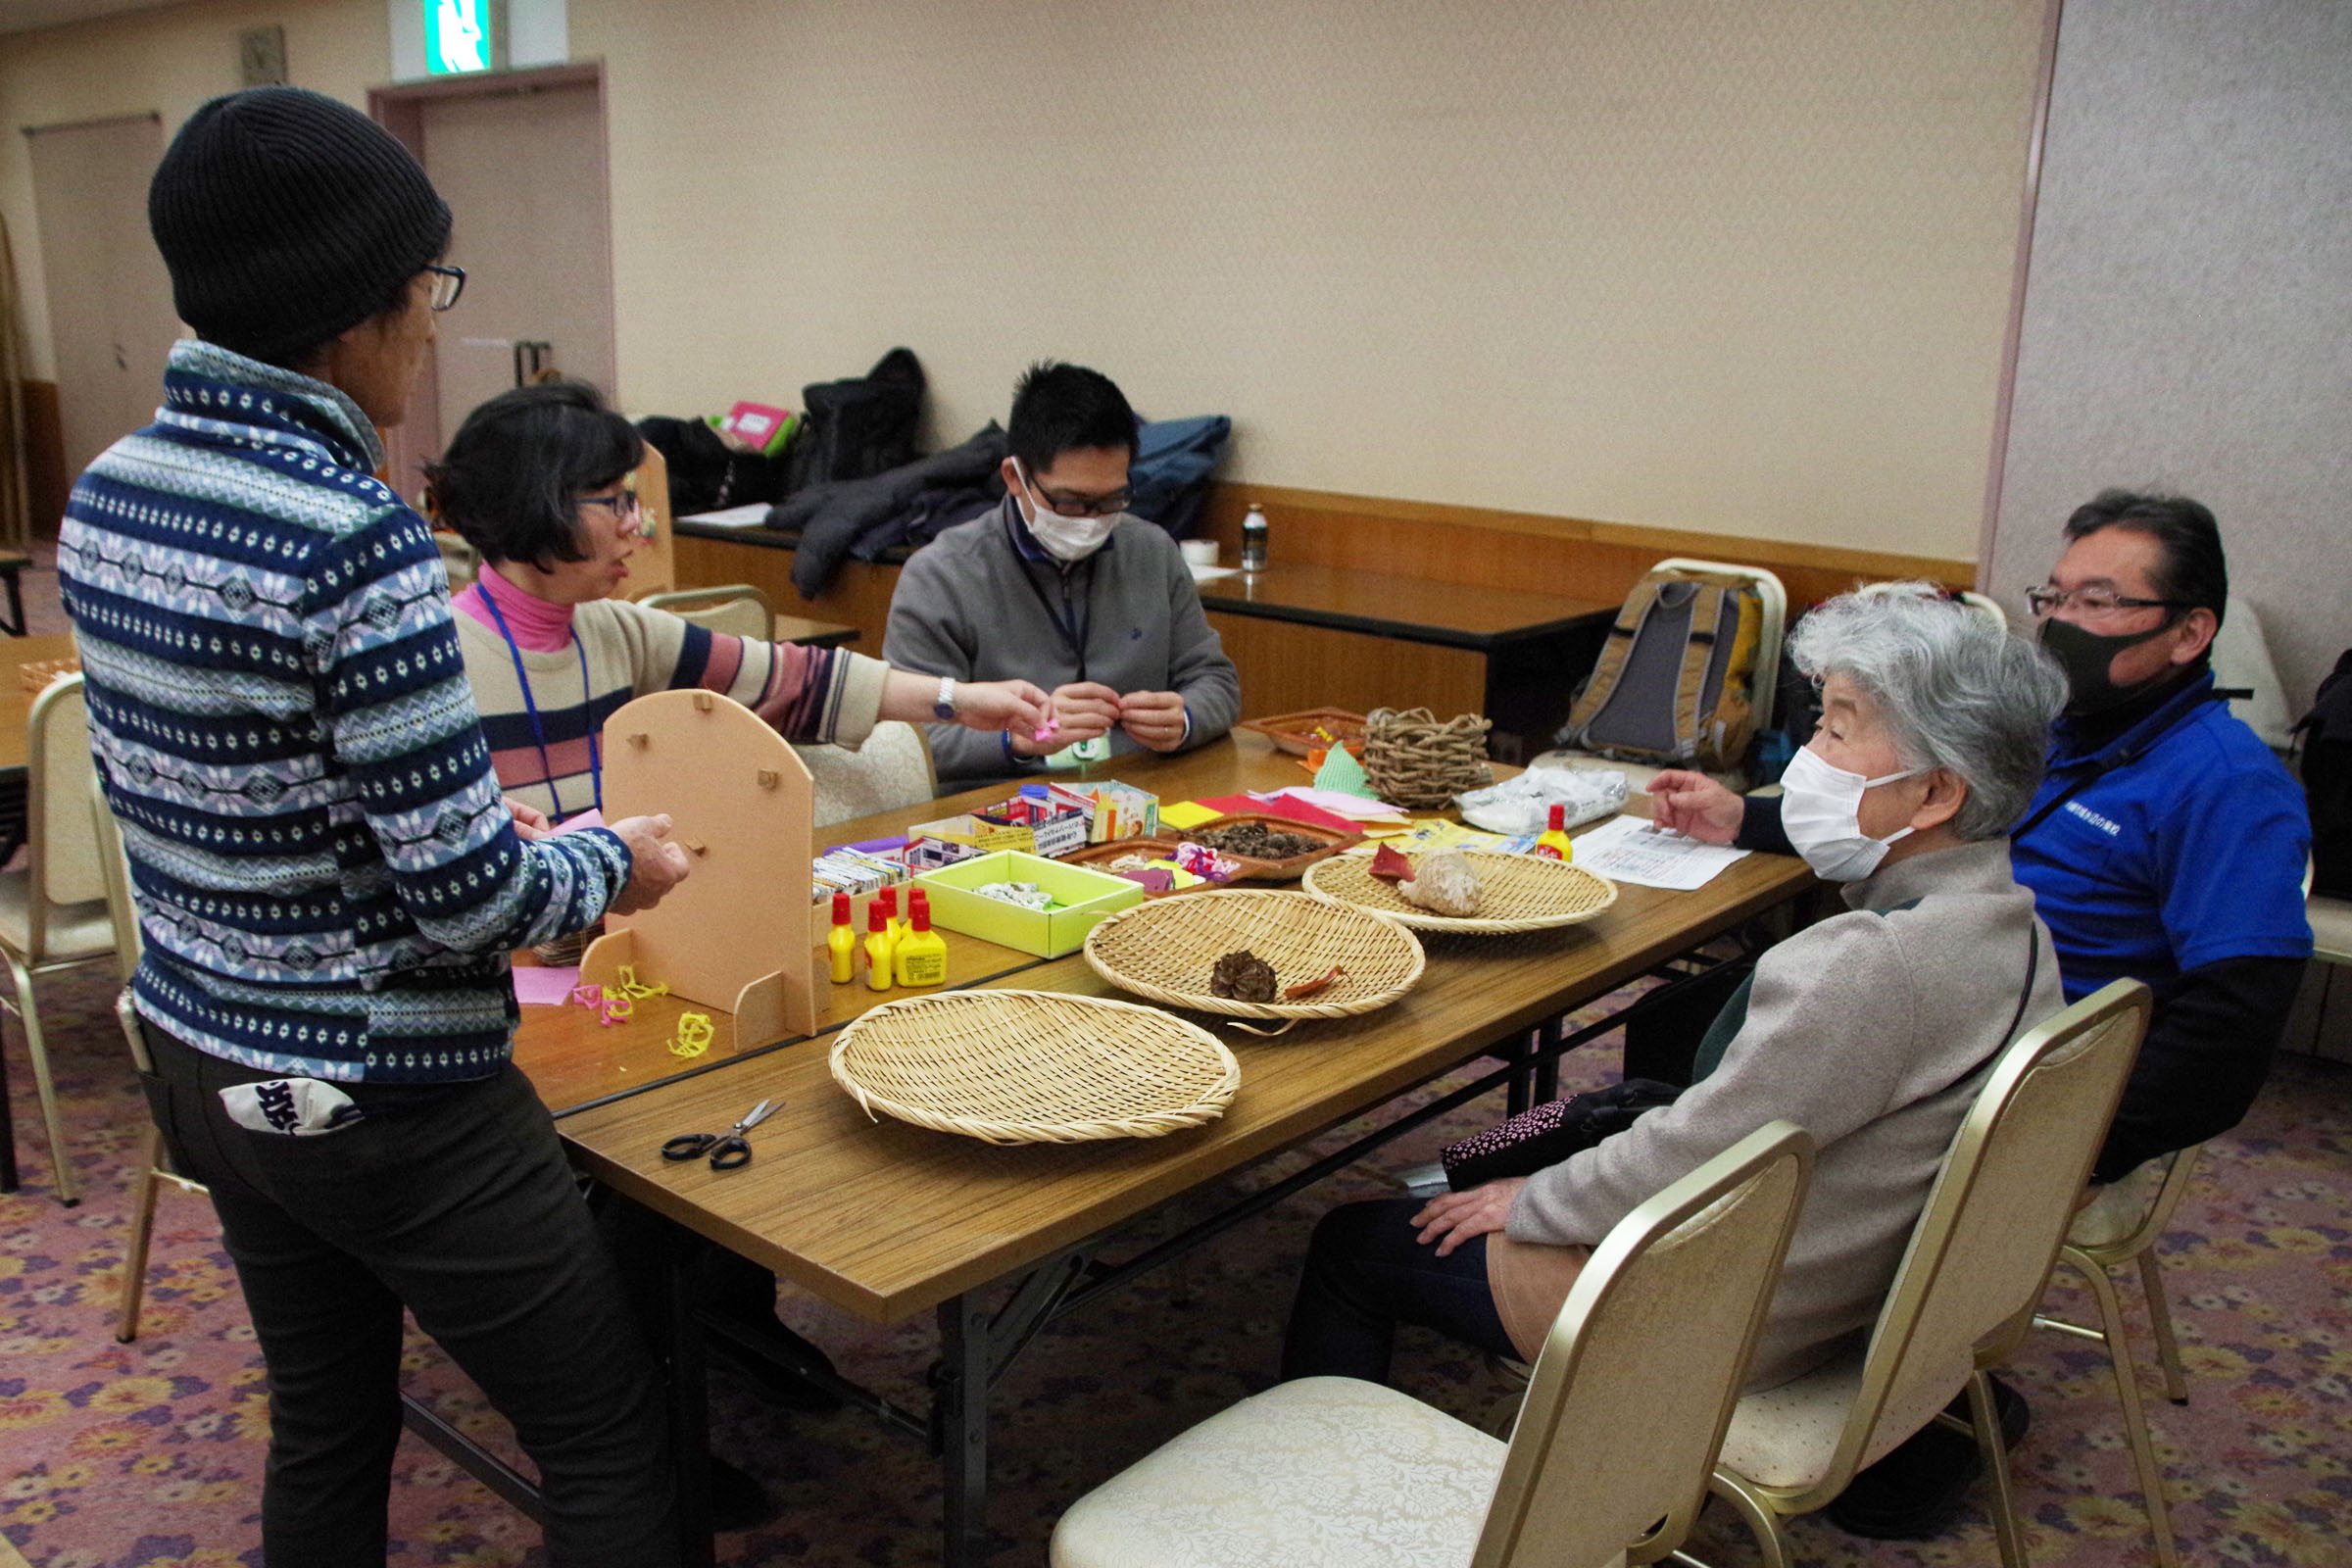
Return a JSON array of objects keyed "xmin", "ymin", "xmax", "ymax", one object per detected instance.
[{"xmin": 1241, "ymin": 505, "xmax": 1269, "ymax": 573}]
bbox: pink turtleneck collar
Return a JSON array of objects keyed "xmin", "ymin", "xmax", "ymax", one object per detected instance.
[{"xmin": 455, "ymin": 564, "xmax": 577, "ymax": 653}]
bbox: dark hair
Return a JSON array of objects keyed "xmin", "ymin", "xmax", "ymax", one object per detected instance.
[
  {"xmin": 1006, "ymin": 362, "xmax": 1138, "ymax": 476},
  {"xmin": 263, "ymin": 268, "xmax": 425, "ymax": 373},
  {"xmin": 425, "ymin": 381, "xmax": 644, "ymax": 568},
  {"xmin": 2061, "ymin": 489, "xmax": 2230, "ymax": 631}
]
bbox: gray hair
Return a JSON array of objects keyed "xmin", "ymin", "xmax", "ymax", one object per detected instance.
[{"xmin": 1788, "ymin": 584, "xmax": 2068, "ymax": 840}]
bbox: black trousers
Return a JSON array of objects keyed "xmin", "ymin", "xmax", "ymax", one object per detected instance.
[
  {"xmin": 1281, "ymin": 1199, "xmax": 1519, "ymax": 1383},
  {"xmin": 138, "ymin": 1023, "xmax": 680, "ymax": 1568}
]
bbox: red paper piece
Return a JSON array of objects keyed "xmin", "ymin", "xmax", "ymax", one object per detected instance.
[
  {"xmin": 1369, "ymin": 844, "xmax": 1414, "ymax": 882},
  {"xmin": 1193, "ymin": 792, "xmax": 1364, "ymax": 837}
]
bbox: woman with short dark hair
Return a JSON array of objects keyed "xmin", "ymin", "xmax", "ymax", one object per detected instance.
[{"xmin": 430, "ymin": 380, "xmax": 1045, "ymax": 820}]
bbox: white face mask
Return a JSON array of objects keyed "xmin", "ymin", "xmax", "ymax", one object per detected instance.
[
  {"xmin": 1779, "ymin": 744, "xmax": 1925, "ymax": 882},
  {"xmin": 1015, "ymin": 461, "xmax": 1122, "ymax": 562}
]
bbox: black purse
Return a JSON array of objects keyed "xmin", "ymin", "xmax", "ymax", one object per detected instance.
[{"xmin": 1440, "ymin": 1077, "xmax": 1687, "ymax": 1190}]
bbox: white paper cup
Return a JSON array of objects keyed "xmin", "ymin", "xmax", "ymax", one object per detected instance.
[{"xmin": 1180, "ymin": 539, "xmax": 1220, "ymax": 567}]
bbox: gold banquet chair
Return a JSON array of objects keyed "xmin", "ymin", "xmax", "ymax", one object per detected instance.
[
  {"xmin": 640, "ymin": 583, "xmax": 775, "ymax": 643},
  {"xmin": 2025, "ymin": 1145, "xmax": 2205, "ymax": 1568},
  {"xmin": 1696, "ymin": 979, "xmax": 2150, "ymax": 1568},
  {"xmin": 0, "ymin": 674, "xmax": 120, "ymax": 1205},
  {"xmin": 796, "ymin": 720, "xmax": 937, "ymax": 827},
  {"xmin": 1051, "ymin": 1121, "xmax": 1815, "ymax": 1568},
  {"xmin": 91, "ymin": 777, "xmax": 205, "ymax": 1343}
]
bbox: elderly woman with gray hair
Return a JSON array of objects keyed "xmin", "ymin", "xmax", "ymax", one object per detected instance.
[{"xmin": 1282, "ymin": 586, "xmax": 2071, "ymax": 1405}]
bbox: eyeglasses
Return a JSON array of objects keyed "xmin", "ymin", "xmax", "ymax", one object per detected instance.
[
  {"xmin": 422, "ymin": 265, "xmax": 466, "ymax": 312},
  {"xmin": 2024, "ymin": 584, "xmax": 2191, "ymax": 619},
  {"xmin": 578, "ymin": 489, "xmax": 641, "ymax": 520},
  {"xmin": 1025, "ymin": 475, "xmax": 1131, "ymax": 519}
]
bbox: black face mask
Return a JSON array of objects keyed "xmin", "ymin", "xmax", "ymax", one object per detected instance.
[{"xmin": 2038, "ymin": 614, "xmax": 2178, "ymax": 715}]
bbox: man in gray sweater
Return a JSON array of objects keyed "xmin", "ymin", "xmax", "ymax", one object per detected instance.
[{"xmin": 884, "ymin": 363, "xmax": 1240, "ymax": 785}]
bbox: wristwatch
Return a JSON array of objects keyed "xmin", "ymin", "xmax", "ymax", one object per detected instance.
[{"xmin": 932, "ymin": 675, "xmax": 959, "ymax": 722}]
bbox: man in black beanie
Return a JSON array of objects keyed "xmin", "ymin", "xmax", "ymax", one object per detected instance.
[{"xmin": 61, "ymin": 86, "xmax": 696, "ymax": 1566}]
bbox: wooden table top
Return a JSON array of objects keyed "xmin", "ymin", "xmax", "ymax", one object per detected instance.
[
  {"xmin": 1196, "ymin": 564, "xmax": 1614, "ymax": 649},
  {"xmin": 524, "ymin": 734, "xmax": 1811, "ymax": 1323},
  {"xmin": 0, "ymin": 633, "xmax": 80, "ymax": 780},
  {"xmin": 771, "ymin": 612, "xmax": 859, "ymax": 649}
]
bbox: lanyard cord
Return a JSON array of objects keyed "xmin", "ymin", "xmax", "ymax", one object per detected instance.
[
  {"xmin": 477, "ymin": 585, "xmax": 602, "ymax": 817},
  {"xmin": 1006, "ymin": 514, "xmax": 1092, "ymax": 682}
]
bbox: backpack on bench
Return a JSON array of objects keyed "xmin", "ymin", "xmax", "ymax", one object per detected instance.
[{"xmin": 1556, "ymin": 564, "xmax": 1779, "ymax": 774}]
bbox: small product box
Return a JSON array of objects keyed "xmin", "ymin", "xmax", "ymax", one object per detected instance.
[
  {"xmin": 906, "ymin": 812, "xmax": 1040, "ymax": 857},
  {"xmin": 973, "ymin": 792, "xmax": 1092, "ymax": 858},
  {"xmin": 913, "ymin": 851, "xmax": 1144, "ymax": 957}
]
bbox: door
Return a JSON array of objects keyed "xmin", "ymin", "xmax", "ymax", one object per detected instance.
[
  {"xmin": 389, "ymin": 73, "xmax": 615, "ymax": 493},
  {"xmin": 25, "ymin": 115, "xmax": 181, "ymax": 482}
]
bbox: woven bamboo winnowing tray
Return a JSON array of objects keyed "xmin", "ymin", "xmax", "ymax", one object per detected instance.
[
  {"xmin": 829, "ymin": 990, "xmax": 1239, "ymax": 1144},
  {"xmin": 1084, "ymin": 889, "xmax": 1424, "ymax": 1019},
  {"xmin": 1303, "ymin": 849, "xmax": 1620, "ymax": 934}
]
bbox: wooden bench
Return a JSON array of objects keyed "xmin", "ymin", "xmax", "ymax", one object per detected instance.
[{"xmin": 670, "ymin": 482, "xmax": 1974, "ymax": 757}]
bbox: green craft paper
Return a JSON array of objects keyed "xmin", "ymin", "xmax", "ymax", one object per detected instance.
[{"xmin": 1313, "ymin": 745, "xmax": 1380, "ymax": 800}]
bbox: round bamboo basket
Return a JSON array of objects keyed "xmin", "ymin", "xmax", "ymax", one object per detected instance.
[
  {"xmin": 1303, "ymin": 849, "xmax": 1620, "ymax": 933},
  {"xmin": 829, "ymin": 990, "xmax": 1239, "ymax": 1144},
  {"xmin": 1084, "ymin": 889, "xmax": 1425, "ymax": 1019}
]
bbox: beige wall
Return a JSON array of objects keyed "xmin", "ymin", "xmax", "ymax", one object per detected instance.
[
  {"xmin": 4, "ymin": 0, "xmax": 2046, "ymax": 562},
  {"xmin": 0, "ymin": 0, "xmax": 389, "ymax": 380}
]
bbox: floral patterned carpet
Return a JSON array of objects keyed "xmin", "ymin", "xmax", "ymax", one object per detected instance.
[{"xmin": 3, "ymin": 951, "xmax": 2349, "ymax": 1567}]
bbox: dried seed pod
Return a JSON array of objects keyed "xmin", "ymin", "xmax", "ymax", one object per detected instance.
[
  {"xmin": 1209, "ymin": 949, "xmax": 1279, "ymax": 1003},
  {"xmin": 1284, "ymin": 964, "xmax": 1345, "ymax": 1000},
  {"xmin": 1398, "ymin": 848, "xmax": 1481, "ymax": 917}
]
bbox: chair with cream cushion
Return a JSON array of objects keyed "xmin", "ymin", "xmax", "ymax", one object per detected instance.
[
  {"xmin": 795, "ymin": 720, "xmax": 936, "ymax": 828},
  {"xmin": 91, "ymin": 779, "xmax": 207, "ymax": 1343},
  {"xmin": 2024, "ymin": 1145, "xmax": 2203, "ymax": 1568},
  {"xmin": 1703, "ymin": 979, "xmax": 2150, "ymax": 1568},
  {"xmin": 641, "ymin": 583, "xmax": 775, "ymax": 643},
  {"xmin": 1051, "ymin": 1120, "xmax": 1815, "ymax": 1568},
  {"xmin": 0, "ymin": 674, "xmax": 118, "ymax": 1205}
]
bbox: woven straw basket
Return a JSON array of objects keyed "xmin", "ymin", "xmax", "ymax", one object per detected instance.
[
  {"xmin": 1084, "ymin": 889, "xmax": 1424, "ymax": 1019},
  {"xmin": 829, "ymin": 990, "xmax": 1239, "ymax": 1144},
  {"xmin": 1361, "ymin": 708, "xmax": 1494, "ymax": 808},
  {"xmin": 1304, "ymin": 850, "xmax": 1620, "ymax": 934}
]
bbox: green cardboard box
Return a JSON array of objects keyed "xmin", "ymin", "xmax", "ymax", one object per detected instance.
[{"xmin": 913, "ymin": 851, "xmax": 1144, "ymax": 958}]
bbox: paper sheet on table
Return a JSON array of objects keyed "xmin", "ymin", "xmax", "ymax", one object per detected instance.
[
  {"xmin": 676, "ymin": 503, "xmax": 772, "ymax": 527},
  {"xmin": 1159, "ymin": 801, "xmax": 1222, "ymax": 830},
  {"xmin": 1567, "ymin": 815, "xmax": 1752, "ymax": 891},
  {"xmin": 1252, "ymin": 787, "xmax": 1406, "ymax": 821},
  {"xmin": 514, "ymin": 965, "xmax": 583, "ymax": 1005},
  {"xmin": 1187, "ymin": 563, "xmax": 1243, "ymax": 582}
]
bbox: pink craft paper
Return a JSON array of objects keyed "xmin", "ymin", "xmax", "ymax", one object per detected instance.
[
  {"xmin": 1191, "ymin": 791, "xmax": 1364, "ymax": 836},
  {"xmin": 513, "ymin": 965, "xmax": 584, "ymax": 1005},
  {"xmin": 552, "ymin": 808, "xmax": 607, "ymax": 835}
]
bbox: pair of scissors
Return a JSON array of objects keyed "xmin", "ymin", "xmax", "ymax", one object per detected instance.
[{"xmin": 662, "ymin": 1099, "xmax": 779, "ymax": 1171}]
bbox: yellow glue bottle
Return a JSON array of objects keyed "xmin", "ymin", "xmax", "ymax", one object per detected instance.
[
  {"xmin": 894, "ymin": 888, "xmax": 948, "ymax": 988},
  {"xmin": 1534, "ymin": 803, "xmax": 1575, "ymax": 862},
  {"xmin": 862, "ymin": 903, "xmax": 896, "ymax": 993},
  {"xmin": 876, "ymin": 883, "xmax": 908, "ymax": 946},
  {"xmin": 826, "ymin": 892, "xmax": 858, "ymax": 984}
]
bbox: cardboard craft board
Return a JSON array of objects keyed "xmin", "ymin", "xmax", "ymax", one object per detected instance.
[{"xmin": 581, "ymin": 689, "xmax": 819, "ymax": 1051}]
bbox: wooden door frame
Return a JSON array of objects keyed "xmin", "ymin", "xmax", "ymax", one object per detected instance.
[{"xmin": 368, "ymin": 61, "xmax": 615, "ymax": 505}]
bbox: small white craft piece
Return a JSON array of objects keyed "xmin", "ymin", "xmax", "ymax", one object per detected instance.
[{"xmin": 580, "ymin": 689, "xmax": 820, "ymax": 1052}]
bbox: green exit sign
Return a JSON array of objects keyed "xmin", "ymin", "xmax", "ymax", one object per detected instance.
[{"xmin": 423, "ymin": 0, "xmax": 496, "ymax": 74}]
